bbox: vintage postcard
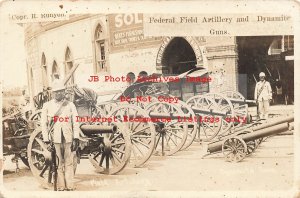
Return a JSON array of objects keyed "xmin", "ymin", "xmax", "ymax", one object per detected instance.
[{"xmin": 0, "ymin": 0, "xmax": 299, "ymax": 197}]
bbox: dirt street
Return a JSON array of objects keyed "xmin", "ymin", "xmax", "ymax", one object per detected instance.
[{"xmin": 2, "ymin": 134, "xmax": 294, "ymax": 194}]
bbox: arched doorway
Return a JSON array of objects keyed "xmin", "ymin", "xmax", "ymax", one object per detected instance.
[
  {"xmin": 236, "ymin": 36, "xmax": 294, "ymax": 105},
  {"xmin": 160, "ymin": 37, "xmax": 197, "ymax": 75}
]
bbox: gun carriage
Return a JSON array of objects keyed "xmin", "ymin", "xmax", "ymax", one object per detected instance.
[
  {"xmin": 206, "ymin": 115, "xmax": 294, "ymax": 162},
  {"xmin": 3, "ymin": 63, "xmax": 292, "ymax": 189},
  {"xmin": 2, "ymin": 112, "xmax": 30, "ymax": 171},
  {"xmin": 97, "ymin": 68, "xmax": 256, "ymax": 157},
  {"xmin": 27, "ymin": 121, "xmax": 131, "ymax": 188}
]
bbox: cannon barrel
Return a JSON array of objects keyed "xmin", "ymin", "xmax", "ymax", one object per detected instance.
[
  {"xmin": 250, "ymin": 115, "xmax": 293, "ymax": 131},
  {"xmin": 80, "ymin": 124, "xmax": 117, "ymax": 136},
  {"xmin": 122, "ymin": 112, "xmax": 188, "ymax": 120},
  {"xmin": 240, "ymin": 123, "xmax": 289, "ymax": 142},
  {"xmin": 234, "ymin": 115, "xmax": 294, "ymax": 133},
  {"xmin": 228, "ymin": 98, "xmax": 256, "ymax": 104},
  {"xmin": 191, "ymin": 107, "xmax": 228, "ymax": 117},
  {"xmin": 207, "ymin": 122, "xmax": 289, "ymax": 153},
  {"xmin": 149, "ymin": 112, "xmax": 188, "ymax": 119},
  {"xmin": 5, "ymin": 134, "xmax": 30, "ymax": 140},
  {"xmin": 289, "ymin": 122, "xmax": 294, "ymax": 130}
]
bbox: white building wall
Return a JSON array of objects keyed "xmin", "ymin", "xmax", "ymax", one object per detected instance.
[
  {"xmin": 38, "ymin": 20, "xmax": 93, "ymax": 84},
  {"xmin": 109, "ymin": 47, "xmax": 159, "ymax": 77},
  {"xmin": 25, "ymin": 16, "xmax": 239, "ymax": 99},
  {"xmin": 30, "ymin": 15, "xmax": 109, "ymax": 93},
  {"xmin": 26, "ymin": 37, "xmax": 40, "ymax": 96}
]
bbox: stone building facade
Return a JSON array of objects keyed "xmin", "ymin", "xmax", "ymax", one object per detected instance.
[{"xmin": 24, "ymin": 14, "xmax": 293, "ymax": 104}]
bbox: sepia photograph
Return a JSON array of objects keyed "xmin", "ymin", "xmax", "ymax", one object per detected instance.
[{"xmin": 0, "ymin": 1, "xmax": 298, "ymax": 197}]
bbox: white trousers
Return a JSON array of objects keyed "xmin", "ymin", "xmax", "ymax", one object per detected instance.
[
  {"xmin": 54, "ymin": 142, "xmax": 74, "ymax": 190},
  {"xmin": 258, "ymin": 100, "xmax": 270, "ymax": 120}
]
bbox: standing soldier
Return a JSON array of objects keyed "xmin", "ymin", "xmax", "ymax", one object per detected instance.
[
  {"xmin": 41, "ymin": 79, "xmax": 80, "ymax": 191},
  {"xmin": 254, "ymin": 72, "xmax": 272, "ymax": 120}
]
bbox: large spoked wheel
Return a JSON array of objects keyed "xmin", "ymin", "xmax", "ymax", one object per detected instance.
[
  {"xmin": 27, "ymin": 129, "xmax": 57, "ymax": 189},
  {"xmin": 88, "ymin": 123, "xmax": 132, "ymax": 174},
  {"xmin": 221, "ymin": 90, "xmax": 248, "ymax": 127},
  {"xmin": 108, "ymin": 105, "xmax": 156, "ymax": 167},
  {"xmin": 237, "ymin": 130, "xmax": 257, "ymax": 156},
  {"xmin": 186, "ymin": 95, "xmax": 222, "ymax": 142},
  {"xmin": 222, "ymin": 137, "xmax": 247, "ymax": 162},
  {"xmin": 96, "ymin": 100, "xmax": 120, "ymax": 116},
  {"xmin": 205, "ymin": 93, "xmax": 235, "ymax": 136},
  {"xmin": 146, "ymin": 102, "xmax": 188, "ymax": 156},
  {"xmin": 28, "ymin": 110, "xmax": 42, "ymax": 129},
  {"xmin": 127, "ymin": 97, "xmax": 158, "ymax": 109},
  {"xmin": 178, "ymin": 100, "xmax": 197, "ymax": 150}
]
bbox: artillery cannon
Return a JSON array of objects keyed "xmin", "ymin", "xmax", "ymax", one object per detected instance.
[
  {"xmin": 2, "ymin": 59, "xmax": 293, "ymax": 192},
  {"xmin": 206, "ymin": 115, "xmax": 294, "ymax": 162},
  {"xmin": 27, "ymin": 122, "xmax": 131, "ymax": 188},
  {"xmin": 93, "ymin": 68, "xmax": 260, "ymax": 159},
  {"xmin": 20, "ymin": 65, "xmax": 266, "ymax": 180},
  {"xmin": 27, "ymin": 67, "xmax": 257, "ymax": 161}
]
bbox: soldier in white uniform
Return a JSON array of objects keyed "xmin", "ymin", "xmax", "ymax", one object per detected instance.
[
  {"xmin": 254, "ymin": 72, "xmax": 272, "ymax": 120},
  {"xmin": 41, "ymin": 80, "xmax": 80, "ymax": 191}
]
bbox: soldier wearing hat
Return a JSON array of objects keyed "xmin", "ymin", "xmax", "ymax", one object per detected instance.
[
  {"xmin": 254, "ymin": 72, "xmax": 272, "ymax": 120},
  {"xmin": 41, "ymin": 79, "xmax": 80, "ymax": 191}
]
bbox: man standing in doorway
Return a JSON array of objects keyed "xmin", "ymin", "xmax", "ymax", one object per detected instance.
[
  {"xmin": 41, "ymin": 79, "xmax": 80, "ymax": 191},
  {"xmin": 254, "ymin": 72, "xmax": 272, "ymax": 120}
]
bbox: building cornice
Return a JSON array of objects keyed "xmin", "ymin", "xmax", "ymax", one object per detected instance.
[{"xmin": 24, "ymin": 14, "xmax": 102, "ymax": 42}]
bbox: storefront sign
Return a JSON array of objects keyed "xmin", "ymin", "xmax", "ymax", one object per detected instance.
[{"xmin": 108, "ymin": 14, "xmax": 161, "ymax": 52}]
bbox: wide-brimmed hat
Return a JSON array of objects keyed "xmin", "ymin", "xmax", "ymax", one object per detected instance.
[{"xmin": 51, "ymin": 79, "xmax": 66, "ymax": 92}]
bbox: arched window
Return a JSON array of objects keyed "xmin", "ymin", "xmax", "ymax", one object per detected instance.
[
  {"xmin": 65, "ymin": 47, "xmax": 74, "ymax": 85},
  {"xmin": 52, "ymin": 60, "xmax": 60, "ymax": 81},
  {"xmin": 94, "ymin": 24, "xmax": 106, "ymax": 73},
  {"xmin": 41, "ymin": 53, "xmax": 49, "ymax": 88}
]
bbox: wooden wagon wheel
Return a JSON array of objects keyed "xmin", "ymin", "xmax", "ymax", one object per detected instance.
[
  {"xmin": 108, "ymin": 105, "xmax": 156, "ymax": 167},
  {"xmin": 205, "ymin": 93, "xmax": 235, "ymax": 136},
  {"xmin": 186, "ymin": 95, "xmax": 222, "ymax": 142},
  {"xmin": 234, "ymin": 121, "xmax": 264, "ymax": 150},
  {"xmin": 145, "ymin": 102, "xmax": 188, "ymax": 156},
  {"xmin": 28, "ymin": 124, "xmax": 131, "ymax": 188},
  {"xmin": 237, "ymin": 130, "xmax": 257, "ymax": 156},
  {"xmin": 96, "ymin": 100, "xmax": 120, "ymax": 116},
  {"xmin": 143, "ymin": 93, "xmax": 195, "ymax": 150},
  {"xmin": 221, "ymin": 90, "xmax": 248, "ymax": 127},
  {"xmin": 27, "ymin": 129, "xmax": 59, "ymax": 189},
  {"xmin": 28, "ymin": 110, "xmax": 42, "ymax": 129},
  {"xmin": 27, "ymin": 129, "xmax": 80, "ymax": 189},
  {"xmin": 177, "ymin": 100, "xmax": 197, "ymax": 150},
  {"xmin": 126, "ymin": 97, "xmax": 158, "ymax": 109},
  {"xmin": 87, "ymin": 123, "xmax": 132, "ymax": 174},
  {"xmin": 222, "ymin": 137, "xmax": 247, "ymax": 162}
]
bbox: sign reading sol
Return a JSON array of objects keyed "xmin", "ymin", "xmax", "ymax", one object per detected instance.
[
  {"xmin": 108, "ymin": 14, "xmax": 161, "ymax": 52},
  {"xmin": 114, "ymin": 14, "xmax": 142, "ymax": 28}
]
